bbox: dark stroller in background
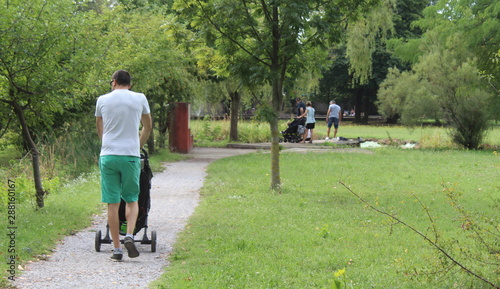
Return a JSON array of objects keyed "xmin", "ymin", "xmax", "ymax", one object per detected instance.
[
  {"xmin": 280, "ymin": 117, "xmax": 306, "ymax": 143},
  {"xmin": 95, "ymin": 148, "xmax": 157, "ymax": 252}
]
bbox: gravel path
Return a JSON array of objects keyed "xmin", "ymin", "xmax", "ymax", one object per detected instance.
[{"xmin": 15, "ymin": 148, "xmax": 255, "ymax": 289}]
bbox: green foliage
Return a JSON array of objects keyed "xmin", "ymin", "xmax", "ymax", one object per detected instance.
[
  {"xmin": 331, "ymin": 268, "xmax": 354, "ymax": 289},
  {"xmin": 254, "ymin": 103, "xmax": 278, "ymax": 124},
  {"xmin": 346, "ymin": 0, "xmax": 396, "ymax": 84},
  {"xmin": 378, "ymin": 52, "xmax": 493, "ymax": 149},
  {"xmin": 194, "ymin": 116, "xmax": 227, "ymax": 145}
]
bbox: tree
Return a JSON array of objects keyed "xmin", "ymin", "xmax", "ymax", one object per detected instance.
[
  {"xmin": 89, "ymin": 5, "xmax": 197, "ymax": 152},
  {"xmin": 320, "ymin": 0, "xmax": 430, "ymax": 123},
  {"xmin": 378, "ymin": 0, "xmax": 498, "ymax": 148},
  {"xmin": 0, "ymin": 0, "xmax": 95, "ymax": 208},
  {"xmin": 175, "ymin": 0, "xmax": 394, "ymax": 190}
]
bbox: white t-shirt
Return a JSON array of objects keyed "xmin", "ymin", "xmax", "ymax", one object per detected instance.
[
  {"xmin": 328, "ymin": 104, "xmax": 341, "ymax": 118},
  {"xmin": 95, "ymin": 89, "xmax": 150, "ymax": 157}
]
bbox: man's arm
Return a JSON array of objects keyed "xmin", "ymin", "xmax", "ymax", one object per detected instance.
[
  {"xmin": 326, "ymin": 108, "xmax": 331, "ymax": 122},
  {"xmin": 140, "ymin": 113, "xmax": 153, "ymax": 148},
  {"xmin": 96, "ymin": 117, "xmax": 103, "ymax": 140}
]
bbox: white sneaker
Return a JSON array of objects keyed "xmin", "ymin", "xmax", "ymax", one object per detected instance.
[{"xmin": 325, "ymin": 137, "xmax": 329, "ymax": 141}]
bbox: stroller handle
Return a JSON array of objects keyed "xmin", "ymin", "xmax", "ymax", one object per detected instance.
[{"xmin": 141, "ymin": 148, "xmax": 149, "ymax": 160}]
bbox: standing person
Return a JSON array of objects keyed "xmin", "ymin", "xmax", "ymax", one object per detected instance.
[
  {"xmin": 298, "ymin": 101, "xmax": 316, "ymax": 143},
  {"xmin": 325, "ymin": 100, "xmax": 341, "ymax": 140},
  {"xmin": 296, "ymin": 97, "xmax": 306, "ymax": 117},
  {"xmin": 95, "ymin": 70, "xmax": 153, "ymax": 261}
]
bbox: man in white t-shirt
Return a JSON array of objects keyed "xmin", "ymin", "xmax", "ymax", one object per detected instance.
[
  {"xmin": 325, "ymin": 100, "xmax": 342, "ymax": 140},
  {"xmin": 95, "ymin": 70, "xmax": 152, "ymax": 261}
]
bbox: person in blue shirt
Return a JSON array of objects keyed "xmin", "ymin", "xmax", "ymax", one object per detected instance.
[
  {"xmin": 298, "ymin": 101, "xmax": 316, "ymax": 143},
  {"xmin": 325, "ymin": 100, "xmax": 342, "ymax": 141},
  {"xmin": 295, "ymin": 97, "xmax": 306, "ymax": 117}
]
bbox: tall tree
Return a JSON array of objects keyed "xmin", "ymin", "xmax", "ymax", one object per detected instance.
[
  {"xmin": 175, "ymin": 0, "xmax": 394, "ymax": 190},
  {"xmin": 319, "ymin": 0, "xmax": 429, "ymax": 123},
  {"xmin": 90, "ymin": 5, "xmax": 197, "ymax": 152},
  {"xmin": 0, "ymin": 0, "xmax": 95, "ymax": 208},
  {"xmin": 378, "ymin": 0, "xmax": 499, "ymax": 148}
]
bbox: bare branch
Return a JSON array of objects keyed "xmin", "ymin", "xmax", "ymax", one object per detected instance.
[{"xmin": 339, "ymin": 181, "xmax": 499, "ymax": 288}]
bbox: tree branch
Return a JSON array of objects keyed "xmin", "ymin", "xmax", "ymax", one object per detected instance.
[
  {"xmin": 191, "ymin": 0, "xmax": 271, "ymax": 68},
  {"xmin": 339, "ymin": 181, "xmax": 499, "ymax": 288}
]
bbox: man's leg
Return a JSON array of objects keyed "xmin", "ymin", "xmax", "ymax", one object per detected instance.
[
  {"xmin": 125, "ymin": 201, "xmax": 138, "ymax": 236},
  {"xmin": 107, "ymin": 203, "xmax": 121, "ymax": 249},
  {"xmin": 100, "ymin": 155, "xmax": 123, "ymax": 260},
  {"xmin": 333, "ymin": 118, "xmax": 339, "ymax": 139},
  {"xmin": 123, "ymin": 200, "xmax": 140, "ymax": 258},
  {"xmin": 120, "ymin": 156, "xmax": 141, "ymax": 258}
]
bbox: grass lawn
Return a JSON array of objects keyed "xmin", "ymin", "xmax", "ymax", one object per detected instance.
[
  {"xmin": 191, "ymin": 119, "xmax": 500, "ymax": 148},
  {"xmin": 151, "ymin": 148, "xmax": 499, "ymax": 288}
]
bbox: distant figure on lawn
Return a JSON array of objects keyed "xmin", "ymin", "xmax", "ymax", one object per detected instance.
[
  {"xmin": 325, "ymin": 100, "xmax": 342, "ymax": 141},
  {"xmin": 295, "ymin": 97, "xmax": 306, "ymax": 117},
  {"xmin": 298, "ymin": 101, "xmax": 316, "ymax": 143}
]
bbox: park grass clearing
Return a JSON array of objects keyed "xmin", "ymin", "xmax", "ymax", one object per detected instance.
[
  {"xmin": 191, "ymin": 119, "xmax": 500, "ymax": 149},
  {"xmin": 151, "ymin": 148, "xmax": 499, "ymax": 288}
]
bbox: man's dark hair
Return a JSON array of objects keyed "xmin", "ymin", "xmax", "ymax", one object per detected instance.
[{"xmin": 112, "ymin": 70, "xmax": 131, "ymax": 86}]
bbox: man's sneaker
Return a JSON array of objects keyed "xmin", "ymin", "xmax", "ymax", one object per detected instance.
[
  {"xmin": 110, "ymin": 252, "xmax": 123, "ymax": 262},
  {"xmin": 124, "ymin": 236, "xmax": 140, "ymax": 258},
  {"xmin": 325, "ymin": 137, "xmax": 330, "ymax": 141}
]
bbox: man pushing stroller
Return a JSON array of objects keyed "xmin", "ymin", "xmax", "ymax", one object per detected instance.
[{"xmin": 95, "ymin": 70, "xmax": 152, "ymax": 261}]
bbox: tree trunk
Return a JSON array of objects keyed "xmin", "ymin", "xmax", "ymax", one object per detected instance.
[
  {"xmin": 158, "ymin": 101, "xmax": 169, "ymax": 149},
  {"xmin": 147, "ymin": 104, "xmax": 155, "ymax": 154},
  {"xmin": 269, "ymin": 5, "xmax": 282, "ymax": 191},
  {"xmin": 229, "ymin": 90, "xmax": 240, "ymax": 142},
  {"xmin": 11, "ymin": 100, "xmax": 46, "ymax": 208},
  {"xmin": 354, "ymin": 91, "xmax": 362, "ymax": 124},
  {"xmin": 361, "ymin": 98, "xmax": 369, "ymax": 124}
]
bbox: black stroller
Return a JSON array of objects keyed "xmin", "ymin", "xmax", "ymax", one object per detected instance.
[
  {"xmin": 280, "ymin": 117, "xmax": 306, "ymax": 143},
  {"xmin": 95, "ymin": 148, "xmax": 157, "ymax": 252}
]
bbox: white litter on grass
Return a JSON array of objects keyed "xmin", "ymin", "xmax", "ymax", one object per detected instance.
[
  {"xmin": 360, "ymin": 141, "xmax": 383, "ymax": 148},
  {"xmin": 400, "ymin": 143, "xmax": 417, "ymax": 149}
]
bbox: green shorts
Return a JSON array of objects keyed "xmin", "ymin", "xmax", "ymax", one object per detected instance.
[{"xmin": 99, "ymin": 155, "xmax": 140, "ymax": 204}]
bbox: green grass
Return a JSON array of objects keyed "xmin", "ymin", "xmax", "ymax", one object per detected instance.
[
  {"xmin": 151, "ymin": 149, "xmax": 500, "ymax": 288},
  {"xmin": 0, "ymin": 172, "xmax": 103, "ymax": 287},
  {"xmin": 190, "ymin": 119, "xmax": 500, "ymax": 148}
]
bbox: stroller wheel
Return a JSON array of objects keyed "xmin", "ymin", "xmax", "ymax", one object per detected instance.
[
  {"xmin": 151, "ymin": 231, "xmax": 157, "ymax": 252},
  {"xmin": 95, "ymin": 230, "xmax": 102, "ymax": 252}
]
